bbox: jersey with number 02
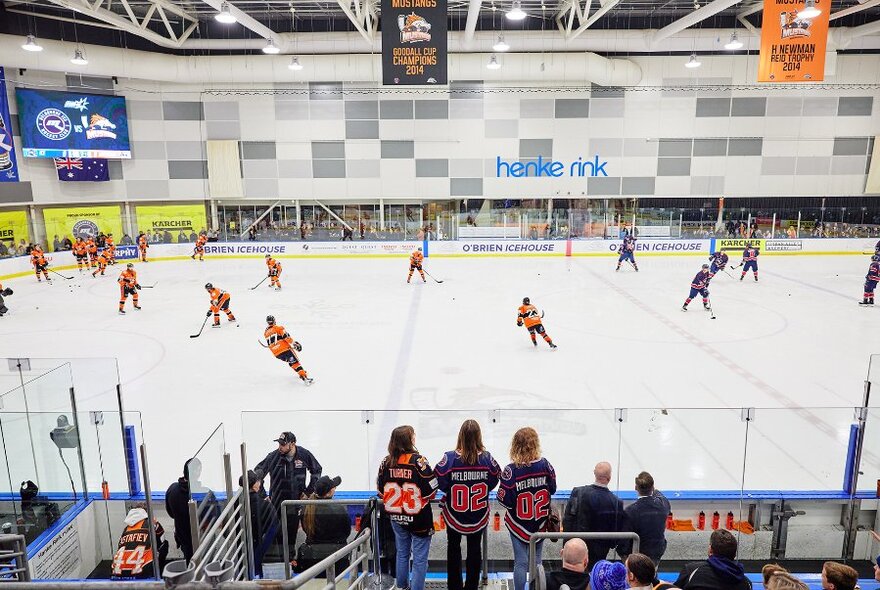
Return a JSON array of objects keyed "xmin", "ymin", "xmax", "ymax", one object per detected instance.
[
  {"xmin": 435, "ymin": 450, "xmax": 501, "ymax": 534},
  {"xmin": 377, "ymin": 452, "xmax": 438, "ymax": 535},
  {"xmin": 497, "ymin": 458, "xmax": 557, "ymax": 542},
  {"xmin": 111, "ymin": 519, "xmax": 155, "ymax": 578}
]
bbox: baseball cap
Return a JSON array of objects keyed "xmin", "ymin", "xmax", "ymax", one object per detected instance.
[
  {"xmin": 239, "ymin": 469, "xmax": 261, "ymax": 489},
  {"xmin": 315, "ymin": 475, "xmax": 342, "ymax": 497},
  {"xmin": 274, "ymin": 432, "xmax": 296, "ymax": 444},
  {"xmin": 590, "ymin": 560, "xmax": 627, "ymax": 590}
]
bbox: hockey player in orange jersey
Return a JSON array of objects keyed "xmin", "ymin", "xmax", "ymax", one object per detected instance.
[
  {"xmin": 265, "ymin": 254, "xmax": 282, "ymax": 290},
  {"xmin": 138, "ymin": 234, "xmax": 149, "ymax": 262},
  {"xmin": 73, "ymin": 238, "xmax": 88, "ymax": 272},
  {"xmin": 92, "ymin": 249, "xmax": 110, "ymax": 277},
  {"xmin": 517, "ymin": 297, "xmax": 557, "ymax": 349},
  {"xmin": 192, "ymin": 234, "xmax": 207, "ymax": 261},
  {"xmin": 31, "ymin": 247, "xmax": 50, "ymax": 282},
  {"xmin": 263, "ymin": 315, "xmax": 313, "ymax": 385},
  {"xmin": 205, "ymin": 283, "xmax": 237, "ymax": 328},
  {"xmin": 118, "ymin": 263, "xmax": 141, "ymax": 314},
  {"xmin": 87, "ymin": 238, "xmax": 98, "ymax": 267},
  {"xmin": 105, "ymin": 234, "xmax": 117, "ymax": 265},
  {"xmin": 407, "ymin": 247, "xmax": 426, "ymax": 283}
]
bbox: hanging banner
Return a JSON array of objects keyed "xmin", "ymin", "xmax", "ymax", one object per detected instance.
[
  {"xmin": 758, "ymin": 0, "xmax": 830, "ymax": 82},
  {"xmin": 381, "ymin": 0, "xmax": 447, "ymax": 85},
  {"xmin": 0, "ymin": 209, "xmax": 29, "ymax": 247},
  {"xmin": 42, "ymin": 205, "xmax": 123, "ymax": 242},
  {"xmin": 0, "ymin": 67, "xmax": 20, "ymax": 182},
  {"xmin": 135, "ymin": 204, "xmax": 208, "ymax": 243}
]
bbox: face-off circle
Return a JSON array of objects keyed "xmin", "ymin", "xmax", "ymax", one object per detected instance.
[{"xmin": 36, "ymin": 109, "xmax": 72, "ymax": 141}]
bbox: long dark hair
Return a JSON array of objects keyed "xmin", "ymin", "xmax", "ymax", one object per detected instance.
[
  {"xmin": 456, "ymin": 420, "xmax": 484, "ymax": 465},
  {"xmin": 386, "ymin": 425, "xmax": 416, "ymax": 463}
]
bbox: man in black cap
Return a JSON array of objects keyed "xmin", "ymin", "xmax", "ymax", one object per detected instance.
[{"xmin": 255, "ymin": 431, "xmax": 322, "ymax": 550}]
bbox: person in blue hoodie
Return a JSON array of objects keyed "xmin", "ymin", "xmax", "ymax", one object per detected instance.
[{"xmin": 673, "ymin": 529, "xmax": 752, "ymax": 590}]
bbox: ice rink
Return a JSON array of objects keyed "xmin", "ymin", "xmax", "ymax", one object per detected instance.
[{"xmin": 0, "ymin": 252, "xmax": 876, "ymax": 490}]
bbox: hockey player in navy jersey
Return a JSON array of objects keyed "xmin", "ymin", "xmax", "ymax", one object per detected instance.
[
  {"xmin": 435, "ymin": 420, "xmax": 501, "ymax": 590},
  {"xmin": 497, "ymin": 427, "xmax": 557, "ymax": 590},
  {"xmin": 708, "ymin": 251, "xmax": 729, "ymax": 280},
  {"xmin": 682, "ymin": 264, "xmax": 712, "ymax": 312},
  {"xmin": 616, "ymin": 235, "xmax": 638, "ymax": 272},
  {"xmin": 740, "ymin": 243, "xmax": 759, "ymax": 281},
  {"xmin": 862, "ymin": 255, "xmax": 880, "ymax": 305}
]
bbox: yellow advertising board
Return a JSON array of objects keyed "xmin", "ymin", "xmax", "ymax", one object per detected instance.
[
  {"xmin": 0, "ymin": 209, "xmax": 30, "ymax": 247},
  {"xmin": 42, "ymin": 205, "xmax": 123, "ymax": 241},
  {"xmin": 135, "ymin": 204, "xmax": 208, "ymax": 243},
  {"xmin": 758, "ymin": 0, "xmax": 830, "ymax": 82}
]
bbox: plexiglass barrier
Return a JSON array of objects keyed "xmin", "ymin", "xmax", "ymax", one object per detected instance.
[{"xmin": 187, "ymin": 423, "xmax": 227, "ymax": 540}]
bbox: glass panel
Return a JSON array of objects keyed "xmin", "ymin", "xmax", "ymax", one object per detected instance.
[{"xmin": 188, "ymin": 424, "xmax": 227, "ymax": 534}]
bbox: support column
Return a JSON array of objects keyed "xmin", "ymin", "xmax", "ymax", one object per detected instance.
[{"xmin": 379, "ymin": 198, "xmax": 385, "ymax": 231}]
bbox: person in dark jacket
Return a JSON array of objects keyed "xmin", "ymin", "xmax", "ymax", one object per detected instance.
[
  {"xmin": 673, "ymin": 529, "xmax": 752, "ymax": 590},
  {"xmin": 165, "ymin": 459, "xmax": 198, "ymax": 563},
  {"xmin": 296, "ymin": 475, "xmax": 351, "ymax": 573},
  {"xmin": 240, "ymin": 469, "xmax": 277, "ymax": 578},
  {"xmin": 545, "ymin": 539, "xmax": 590, "ymax": 590},
  {"xmin": 562, "ymin": 461, "xmax": 628, "ymax": 570},
  {"xmin": 254, "ymin": 431, "xmax": 323, "ymax": 547},
  {"xmin": 620, "ymin": 471, "xmax": 670, "ymax": 564}
]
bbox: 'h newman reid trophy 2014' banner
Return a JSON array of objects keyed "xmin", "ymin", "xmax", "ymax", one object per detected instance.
[
  {"xmin": 758, "ymin": 0, "xmax": 830, "ymax": 82},
  {"xmin": 381, "ymin": 0, "xmax": 447, "ymax": 85}
]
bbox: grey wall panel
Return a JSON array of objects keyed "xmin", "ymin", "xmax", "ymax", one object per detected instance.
[
  {"xmin": 621, "ymin": 177, "xmax": 655, "ymax": 195},
  {"xmin": 312, "ymin": 141, "xmax": 345, "ymax": 159},
  {"xmin": 589, "ymin": 98, "xmax": 624, "ymax": 118},
  {"xmin": 204, "ymin": 102, "xmax": 240, "ymax": 120},
  {"xmin": 162, "ymin": 101, "xmax": 204, "ymax": 121},
  {"xmin": 695, "ymin": 98, "xmax": 731, "ymax": 117},
  {"xmin": 166, "ymin": 141, "xmax": 206, "ymax": 160},
  {"xmin": 241, "ymin": 141, "xmax": 277, "ymax": 159},
  {"xmin": 380, "ymin": 100, "xmax": 415, "ymax": 119},
  {"xmin": 731, "ymin": 97, "xmax": 767, "ymax": 117},
  {"xmin": 587, "ymin": 176, "xmax": 621, "ymax": 195},
  {"xmin": 0, "ymin": 182, "xmax": 33, "ymax": 203},
  {"xmin": 519, "ymin": 139, "xmax": 553, "ymax": 159},
  {"xmin": 278, "ymin": 160, "xmax": 313, "ymax": 178},
  {"xmin": 108, "ymin": 160, "xmax": 124, "ymax": 180},
  {"xmin": 131, "ymin": 141, "xmax": 167, "ymax": 160},
  {"xmin": 168, "ymin": 160, "xmax": 208, "ymax": 179},
  {"xmin": 312, "ymin": 160, "xmax": 346, "ymax": 178},
  {"xmin": 346, "ymin": 120, "xmax": 380, "ymax": 139},
  {"xmin": 416, "ymin": 159, "xmax": 449, "ymax": 177},
  {"xmin": 414, "ymin": 100, "xmax": 449, "ymax": 119},
  {"xmin": 833, "ymin": 137, "xmax": 871, "ymax": 156},
  {"xmin": 657, "ymin": 158, "xmax": 691, "ymax": 176},
  {"xmin": 555, "ymin": 99, "xmax": 590, "ymax": 118},
  {"xmin": 693, "ymin": 139, "xmax": 727, "ymax": 157},
  {"xmin": 838, "ymin": 97, "xmax": 873, "ymax": 116},
  {"xmin": 381, "ymin": 140, "xmax": 415, "ymax": 158},
  {"xmin": 450, "ymin": 177, "xmax": 483, "ymax": 196},
  {"xmin": 128, "ymin": 100, "xmax": 164, "ymax": 120},
  {"xmin": 345, "ymin": 100, "xmax": 379, "ymax": 119},
  {"xmin": 658, "ymin": 139, "xmax": 692, "ymax": 157},
  {"xmin": 205, "ymin": 121, "xmax": 241, "ymax": 140},
  {"xmin": 802, "ymin": 97, "xmax": 838, "ymax": 116},
  {"xmin": 728, "ymin": 138, "xmax": 763, "ymax": 156},
  {"xmin": 766, "ymin": 97, "xmax": 803, "ymax": 117}
]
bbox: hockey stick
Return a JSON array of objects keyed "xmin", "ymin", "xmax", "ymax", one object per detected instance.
[
  {"xmin": 250, "ymin": 276, "xmax": 269, "ymax": 290},
  {"xmin": 48, "ymin": 268, "xmax": 74, "ymax": 280},
  {"xmin": 257, "ymin": 339, "xmax": 268, "ymax": 348},
  {"xmin": 140, "ymin": 282, "xmax": 158, "ymax": 289},
  {"xmin": 189, "ymin": 316, "xmax": 210, "ymax": 339},
  {"xmin": 423, "ymin": 269, "xmax": 444, "ymax": 284}
]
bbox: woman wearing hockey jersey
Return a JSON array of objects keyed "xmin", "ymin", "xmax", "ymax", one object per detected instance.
[
  {"xmin": 377, "ymin": 426, "xmax": 438, "ymax": 590},
  {"xmin": 497, "ymin": 427, "xmax": 557, "ymax": 590},
  {"xmin": 436, "ymin": 420, "xmax": 501, "ymax": 590}
]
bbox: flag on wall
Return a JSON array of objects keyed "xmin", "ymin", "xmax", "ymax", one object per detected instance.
[
  {"xmin": 54, "ymin": 157, "xmax": 109, "ymax": 182},
  {"xmin": 0, "ymin": 67, "xmax": 20, "ymax": 182},
  {"xmin": 758, "ymin": 0, "xmax": 830, "ymax": 82}
]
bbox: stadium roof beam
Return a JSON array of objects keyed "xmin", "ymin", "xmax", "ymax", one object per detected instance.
[
  {"xmin": 556, "ymin": 0, "xmax": 621, "ymax": 41},
  {"xmin": 463, "ymin": 0, "xmax": 482, "ymax": 47},
  {"xmin": 196, "ymin": 0, "xmax": 279, "ymax": 41},
  {"xmin": 337, "ymin": 0, "xmax": 377, "ymax": 44},
  {"xmin": 652, "ymin": 0, "xmax": 745, "ymax": 44},
  {"xmin": 831, "ymin": 0, "xmax": 880, "ymax": 20}
]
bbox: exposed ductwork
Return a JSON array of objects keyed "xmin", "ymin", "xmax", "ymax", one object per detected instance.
[{"xmin": 0, "ymin": 35, "xmax": 644, "ymax": 86}]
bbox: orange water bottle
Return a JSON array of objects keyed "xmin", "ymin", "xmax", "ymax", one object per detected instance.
[
  {"xmin": 355, "ymin": 516, "xmax": 362, "ymax": 531},
  {"xmin": 711, "ymin": 511, "xmax": 720, "ymax": 530},
  {"xmin": 493, "ymin": 512, "xmax": 501, "ymax": 531},
  {"xmin": 726, "ymin": 511, "xmax": 734, "ymax": 530},
  {"xmin": 666, "ymin": 512, "xmax": 673, "ymax": 530},
  {"xmin": 439, "ymin": 514, "xmax": 446, "ymax": 530},
  {"xmin": 697, "ymin": 511, "xmax": 705, "ymax": 530},
  {"xmin": 102, "ymin": 480, "xmax": 110, "ymax": 500}
]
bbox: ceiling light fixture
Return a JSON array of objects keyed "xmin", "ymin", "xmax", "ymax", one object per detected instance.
[
  {"xmin": 22, "ymin": 35, "xmax": 43, "ymax": 52},
  {"xmin": 215, "ymin": 2, "xmax": 237, "ymax": 23},
  {"xmin": 506, "ymin": 0, "xmax": 526, "ymax": 20},
  {"xmin": 262, "ymin": 38, "xmax": 281, "ymax": 54},
  {"xmin": 487, "ymin": 54, "xmax": 501, "ymax": 70},
  {"xmin": 288, "ymin": 56, "xmax": 304, "ymax": 70},
  {"xmin": 493, "ymin": 34, "xmax": 510, "ymax": 52},
  {"xmin": 70, "ymin": 48, "xmax": 88, "ymax": 65},
  {"xmin": 685, "ymin": 53, "xmax": 701, "ymax": 68},
  {"xmin": 797, "ymin": 0, "xmax": 821, "ymax": 18},
  {"xmin": 724, "ymin": 31, "xmax": 743, "ymax": 50}
]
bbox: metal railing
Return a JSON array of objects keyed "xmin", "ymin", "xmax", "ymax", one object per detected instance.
[
  {"xmin": 0, "ymin": 534, "xmax": 30, "ymax": 581},
  {"xmin": 189, "ymin": 488, "xmax": 250, "ymax": 582},
  {"xmin": 287, "ymin": 528, "xmax": 372, "ymax": 590},
  {"xmin": 528, "ymin": 532, "xmax": 641, "ymax": 590}
]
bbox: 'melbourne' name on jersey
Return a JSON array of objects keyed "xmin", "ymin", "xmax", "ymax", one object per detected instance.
[
  {"xmin": 516, "ymin": 476, "xmax": 547, "ymax": 491},
  {"xmin": 451, "ymin": 471, "xmax": 489, "ymax": 482}
]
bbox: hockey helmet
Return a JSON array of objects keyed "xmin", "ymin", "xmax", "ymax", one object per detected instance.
[
  {"xmin": 266, "ymin": 315, "xmax": 276, "ymax": 325},
  {"xmin": 205, "ymin": 282, "xmax": 213, "ymax": 290},
  {"xmin": 702, "ymin": 264, "xmax": 709, "ymax": 269},
  {"xmin": 265, "ymin": 254, "xmax": 271, "ymax": 258},
  {"xmin": 873, "ymin": 255, "xmax": 880, "ymax": 263},
  {"xmin": 126, "ymin": 263, "xmax": 134, "ymax": 269},
  {"xmin": 523, "ymin": 297, "xmax": 530, "ymax": 305}
]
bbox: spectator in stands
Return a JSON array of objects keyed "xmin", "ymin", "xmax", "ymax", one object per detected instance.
[
  {"xmin": 625, "ymin": 553, "xmax": 658, "ymax": 590},
  {"xmin": 592, "ymin": 560, "xmax": 627, "ymax": 590},
  {"xmin": 241, "ymin": 469, "xmax": 269, "ymax": 578},
  {"xmin": 497, "ymin": 427, "xmax": 557, "ymax": 590},
  {"xmin": 177, "ymin": 230, "xmax": 187, "ymax": 243},
  {"xmin": 255, "ymin": 431, "xmax": 323, "ymax": 549},
  {"xmin": 342, "ymin": 225, "xmax": 353, "ymax": 241},
  {"xmin": 620, "ymin": 471, "xmax": 669, "ymax": 564},
  {"xmin": 165, "ymin": 459, "xmax": 198, "ymax": 563},
  {"xmin": 377, "ymin": 426, "xmax": 437, "ymax": 590},
  {"xmin": 110, "ymin": 505, "xmax": 169, "ymax": 579},
  {"xmin": 762, "ymin": 564, "xmax": 789, "ymax": 589},
  {"xmin": 563, "ymin": 461, "xmax": 628, "ymax": 570},
  {"xmin": 820, "ymin": 562, "xmax": 858, "ymax": 590},
  {"xmin": 62, "ymin": 236, "xmax": 72, "ymax": 250},
  {"xmin": 17, "ymin": 239, "xmax": 28, "ymax": 255},
  {"xmin": 545, "ymin": 538, "xmax": 590, "ymax": 590},
  {"xmin": 296, "ymin": 475, "xmax": 351, "ymax": 573},
  {"xmin": 435, "ymin": 419, "xmax": 501, "ymax": 590},
  {"xmin": 121, "ymin": 234, "xmax": 133, "ymax": 245},
  {"xmin": 673, "ymin": 529, "xmax": 751, "ymax": 590},
  {"xmin": 0, "ymin": 241, "xmax": 7, "ymax": 257},
  {"xmin": 52, "ymin": 235, "xmax": 62, "ymax": 251}
]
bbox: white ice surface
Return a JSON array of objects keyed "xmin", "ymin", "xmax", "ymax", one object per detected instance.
[{"xmin": 0, "ymin": 254, "xmax": 876, "ymax": 492}]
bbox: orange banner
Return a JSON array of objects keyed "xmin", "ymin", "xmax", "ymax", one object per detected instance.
[{"xmin": 758, "ymin": 0, "xmax": 830, "ymax": 82}]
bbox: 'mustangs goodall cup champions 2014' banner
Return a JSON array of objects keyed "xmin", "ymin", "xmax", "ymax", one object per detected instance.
[
  {"xmin": 42, "ymin": 205, "xmax": 123, "ymax": 241},
  {"xmin": 0, "ymin": 209, "xmax": 29, "ymax": 245},
  {"xmin": 135, "ymin": 204, "xmax": 208, "ymax": 243},
  {"xmin": 758, "ymin": 0, "xmax": 830, "ymax": 82},
  {"xmin": 0, "ymin": 67, "xmax": 20, "ymax": 182},
  {"xmin": 381, "ymin": 0, "xmax": 447, "ymax": 85}
]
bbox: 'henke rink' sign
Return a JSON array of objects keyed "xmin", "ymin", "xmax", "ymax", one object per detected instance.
[{"xmin": 495, "ymin": 155, "xmax": 609, "ymax": 178}]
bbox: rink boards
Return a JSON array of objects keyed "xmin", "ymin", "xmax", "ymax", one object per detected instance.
[{"xmin": 0, "ymin": 237, "xmax": 875, "ymax": 280}]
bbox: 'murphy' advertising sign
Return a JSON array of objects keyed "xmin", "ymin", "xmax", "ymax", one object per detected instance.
[{"xmin": 381, "ymin": 0, "xmax": 447, "ymax": 85}]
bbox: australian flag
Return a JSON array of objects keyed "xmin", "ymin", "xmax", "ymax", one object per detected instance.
[{"xmin": 54, "ymin": 157, "xmax": 109, "ymax": 182}]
